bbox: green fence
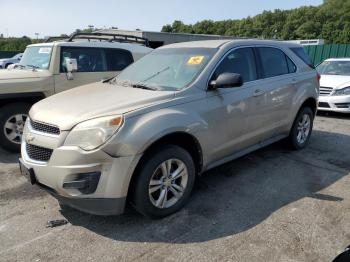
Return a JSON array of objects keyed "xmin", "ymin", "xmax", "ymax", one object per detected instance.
[
  {"xmin": 304, "ymin": 44, "xmax": 350, "ymax": 66},
  {"xmin": 0, "ymin": 51, "xmax": 21, "ymax": 59}
]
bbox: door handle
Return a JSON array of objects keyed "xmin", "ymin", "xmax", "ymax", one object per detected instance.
[{"xmin": 253, "ymin": 89, "xmax": 264, "ymax": 97}]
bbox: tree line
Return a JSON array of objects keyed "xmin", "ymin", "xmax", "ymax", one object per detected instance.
[{"xmin": 162, "ymin": 0, "xmax": 350, "ymax": 44}]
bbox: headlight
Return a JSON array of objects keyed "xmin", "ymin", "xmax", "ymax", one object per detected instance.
[
  {"xmin": 333, "ymin": 87, "xmax": 350, "ymax": 96},
  {"xmin": 64, "ymin": 115, "xmax": 124, "ymax": 151}
]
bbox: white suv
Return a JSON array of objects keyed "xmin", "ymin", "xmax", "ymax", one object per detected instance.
[{"xmin": 0, "ymin": 33, "xmax": 152, "ymax": 151}]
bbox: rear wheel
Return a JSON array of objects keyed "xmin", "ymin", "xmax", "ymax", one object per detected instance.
[
  {"xmin": 131, "ymin": 145, "xmax": 196, "ymax": 218},
  {"xmin": 0, "ymin": 103, "xmax": 31, "ymax": 152},
  {"xmin": 5, "ymin": 63, "xmax": 12, "ymax": 69},
  {"xmin": 287, "ymin": 107, "xmax": 314, "ymax": 150}
]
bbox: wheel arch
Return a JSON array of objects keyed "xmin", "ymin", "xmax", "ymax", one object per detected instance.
[
  {"xmin": 0, "ymin": 92, "xmax": 45, "ymax": 108},
  {"xmin": 300, "ymin": 97, "xmax": 317, "ymax": 116},
  {"xmin": 127, "ymin": 131, "xmax": 203, "ymax": 200},
  {"xmin": 4, "ymin": 63, "xmax": 13, "ymax": 69}
]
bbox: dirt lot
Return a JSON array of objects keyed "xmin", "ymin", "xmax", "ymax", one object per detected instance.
[{"xmin": 1, "ymin": 112, "xmax": 350, "ymax": 262}]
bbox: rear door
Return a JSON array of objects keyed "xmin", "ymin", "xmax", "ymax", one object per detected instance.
[
  {"xmin": 253, "ymin": 46, "xmax": 297, "ymax": 139},
  {"xmin": 53, "ymin": 47, "xmax": 134, "ymax": 93}
]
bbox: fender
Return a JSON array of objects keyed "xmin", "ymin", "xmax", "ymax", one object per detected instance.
[
  {"xmin": 103, "ymin": 106, "xmax": 208, "ymax": 159},
  {"xmin": 0, "ymin": 92, "xmax": 45, "ymax": 107},
  {"xmin": 287, "ymin": 72, "xmax": 318, "ymax": 131}
]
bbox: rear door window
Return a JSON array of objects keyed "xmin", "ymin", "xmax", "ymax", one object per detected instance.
[
  {"xmin": 257, "ymin": 47, "xmax": 289, "ymax": 78},
  {"xmin": 104, "ymin": 49, "xmax": 134, "ymax": 71}
]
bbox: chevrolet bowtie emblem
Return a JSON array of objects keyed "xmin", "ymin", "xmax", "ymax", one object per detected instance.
[{"xmin": 26, "ymin": 133, "xmax": 35, "ymax": 143}]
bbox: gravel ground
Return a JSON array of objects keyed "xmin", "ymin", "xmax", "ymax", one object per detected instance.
[{"xmin": 0, "ymin": 112, "xmax": 350, "ymax": 262}]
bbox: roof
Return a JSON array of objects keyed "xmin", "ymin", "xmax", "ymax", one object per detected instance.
[
  {"xmin": 27, "ymin": 40, "xmax": 152, "ymax": 54},
  {"xmin": 159, "ymin": 39, "xmax": 303, "ymax": 49},
  {"xmin": 324, "ymin": 58, "xmax": 350, "ymax": 61}
]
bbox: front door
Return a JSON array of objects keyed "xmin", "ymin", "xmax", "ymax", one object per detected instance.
[
  {"xmin": 204, "ymin": 47, "xmax": 264, "ymax": 164},
  {"xmin": 53, "ymin": 46, "xmax": 133, "ymax": 94}
]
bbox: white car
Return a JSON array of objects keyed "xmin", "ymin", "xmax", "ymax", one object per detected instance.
[
  {"xmin": 0, "ymin": 53, "xmax": 23, "ymax": 69},
  {"xmin": 317, "ymin": 58, "xmax": 350, "ymax": 113}
]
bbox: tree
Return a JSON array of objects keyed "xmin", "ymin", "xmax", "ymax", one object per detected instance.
[{"xmin": 161, "ymin": 0, "xmax": 350, "ymax": 44}]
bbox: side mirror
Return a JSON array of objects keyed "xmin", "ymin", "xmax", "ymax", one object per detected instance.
[
  {"xmin": 209, "ymin": 73, "xmax": 243, "ymax": 89},
  {"xmin": 65, "ymin": 58, "xmax": 78, "ymax": 73},
  {"xmin": 65, "ymin": 58, "xmax": 78, "ymax": 80}
]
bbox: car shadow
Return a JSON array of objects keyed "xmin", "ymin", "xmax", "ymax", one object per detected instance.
[
  {"xmin": 0, "ymin": 148, "xmax": 19, "ymax": 164},
  {"xmin": 60, "ymin": 129, "xmax": 350, "ymax": 244}
]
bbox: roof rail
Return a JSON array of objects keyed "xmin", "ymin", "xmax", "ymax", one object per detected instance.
[
  {"xmin": 45, "ymin": 36, "xmax": 69, "ymax": 43},
  {"xmin": 67, "ymin": 32, "xmax": 150, "ymax": 47}
]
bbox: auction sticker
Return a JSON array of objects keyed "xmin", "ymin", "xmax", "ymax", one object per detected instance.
[
  {"xmin": 39, "ymin": 47, "xmax": 52, "ymax": 54},
  {"xmin": 187, "ymin": 56, "xmax": 205, "ymax": 65}
]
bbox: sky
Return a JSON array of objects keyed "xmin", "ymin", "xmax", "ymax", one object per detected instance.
[{"xmin": 0, "ymin": 0, "xmax": 323, "ymax": 38}]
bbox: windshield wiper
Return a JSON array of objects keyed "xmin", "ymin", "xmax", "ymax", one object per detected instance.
[
  {"xmin": 26, "ymin": 64, "xmax": 39, "ymax": 71},
  {"xmin": 141, "ymin": 66, "xmax": 170, "ymax": 82},
  {"xmin": 110, "ymin": 79, "xmax": 159, "ymax": 90},
  {"xmin": 132, "ymin": 83, "xmax": 158, "ymax": 91},
  {"xmin": 16, "ymin": 64, "xmax": 26, "ymax": 69}
]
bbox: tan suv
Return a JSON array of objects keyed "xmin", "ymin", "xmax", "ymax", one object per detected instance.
[
  {"xmin": 20, "ymin": 40, "xmax": 319, "ymax": 218},
  {"xmin": 0, "ymin": 33, "xmax": 152, "ymax": 151}
]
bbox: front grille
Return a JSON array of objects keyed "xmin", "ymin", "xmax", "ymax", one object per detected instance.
[
  {"xmin": 30, "ymin": 119, "xmax": 60, "ymax": 135},
  {"xmin": 319, "ymin": 86, "xmax": 333, "ymax": 96},
  {"xmin": 26, "ymin": 144, "xmax": 53, "ymax": 162},
  {"xmin": 319, "ymin": 102, "xmax": 331, "ymax": 108}
]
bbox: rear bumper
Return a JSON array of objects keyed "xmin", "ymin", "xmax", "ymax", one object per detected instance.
[{"xmin": 318, "ymin": 95, "xmax": 350, "ymax": 113}]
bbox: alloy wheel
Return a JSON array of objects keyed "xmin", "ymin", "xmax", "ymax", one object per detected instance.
[
  {"xmin": 3, "ymin": 114, "xmax": 27, "ymax": 144},
  {"xmin": 148, "ymin": 158, "xmax": 188, "ymax": 209},
  {"xmin": 296, "ymin": 113, "xmax": 311, "ymax": 144}
]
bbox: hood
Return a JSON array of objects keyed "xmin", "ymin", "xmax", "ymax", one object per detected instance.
[
  {"xmin": 0, "ymin": 68, "xmax": 51, "ymax": 80},
  {"xmin": 320, "ymin": 74, "xmax": 350, "ymax": 89},
  {"xmin": 30, "ymin": 82, "xmax": 175, "ymax": 130}
]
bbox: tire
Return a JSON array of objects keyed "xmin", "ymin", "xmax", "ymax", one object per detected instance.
[
  {"xmin": 131, "ymin": 145, "xmax": 196, "ymax": 218},
  {"xmin": 0, "ymin": 103, "xmax": 31, "ymax": 152},
  {"xmin": 5, "ymin": 63, "xmax": 12, "ymax": 69},
  {"xmin": 287, "ymin": 107, "xmax": 314, "ymax": 150}
]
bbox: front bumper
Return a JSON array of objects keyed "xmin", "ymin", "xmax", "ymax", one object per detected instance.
[
  {"xmin": 318, "ymin": 95, "xmax": 350, "ymax": 113},
  {"xmin": 20, "ymin": 142, "xmax": 141, "ymax": 215}
]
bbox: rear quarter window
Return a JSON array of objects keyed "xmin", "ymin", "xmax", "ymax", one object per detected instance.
[
  {"xmin": 290, "ymin": 47, "xmax": 314, "ymax": 68},
  {"xmin": 104, "ymin": 49, "xmax": 134, "ymax": 71}
]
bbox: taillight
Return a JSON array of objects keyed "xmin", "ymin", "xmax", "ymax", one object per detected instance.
[{"xmin": 316, "ymin": 73, "xmax": 321, "ymax": 84}]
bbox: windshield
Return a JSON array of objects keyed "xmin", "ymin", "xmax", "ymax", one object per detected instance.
[
  {"xmin": 316, "ymin": 60, "xmax": 350, "ymax": 76},
  {"xmin": 19, "ymin": 46, "xmax": 52, "ymax": 70},
  {"xmin": 114, "ymin": 48, "xmax": 216, "ymax": 90}
]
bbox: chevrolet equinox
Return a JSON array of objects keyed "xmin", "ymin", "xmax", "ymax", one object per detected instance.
[{"xmin": 19, "ymin": 40, "xmax": 319, "ymax": 218}]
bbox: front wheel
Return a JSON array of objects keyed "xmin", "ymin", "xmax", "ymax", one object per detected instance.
[
  {"xmin": 131, "ymin": 145, "xmax": 196, "ymax": 218},
  {"xmin": 0, "ymin": 103, "xmax": 31, "ymax": 152},
  {"xmin": 287, "ymin": 107, "xmax": 314, "ymax": 150}
]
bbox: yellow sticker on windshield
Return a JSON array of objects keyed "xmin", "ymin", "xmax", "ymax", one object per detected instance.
[{"xmin": 187, "ymin": 56, "xmax": 205, "ymax": 65}]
